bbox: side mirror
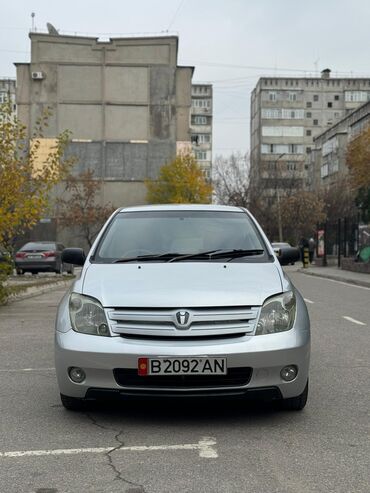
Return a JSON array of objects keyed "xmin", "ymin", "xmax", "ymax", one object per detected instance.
[
  {"xmin": 62, "ymin": 248, "xmax": 86, "ymax": 266},
  {"xmin": 277, "ymin": 247, "xmax": 300, "ymax": 266}
]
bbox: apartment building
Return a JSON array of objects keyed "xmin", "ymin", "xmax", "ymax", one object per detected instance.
[
  {"xmin": 250, "ymin": 69, "xmax": 370, "ymax": 194},
  {"xmin": 312, "ymin": 100, "xmax": 370, "ymax": 190},
  {"xmin": 0, "ymin": 77, "xmax": 16, "ymax": 118},
  {"xmin": 15, "ymin": 31, "xmax": 194, "ymax": 244},
  {"xmin": 190, "ymin": 83, "xmax": 213, "ymax": 177}
]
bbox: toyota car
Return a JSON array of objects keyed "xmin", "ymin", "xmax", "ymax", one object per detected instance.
[{"xmin": 56, "ymin": 205, "xmax": 309, "ymax": 411}]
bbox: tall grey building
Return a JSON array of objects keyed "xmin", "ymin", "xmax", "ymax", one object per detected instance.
[
  {"xmin": 190, "ymin": 83, "xmax": 213, "ymax": 178},
  {"xmin": 15, "ymin": 32, "xmax": 194, "ymax": 209},
  {"xmin": 250, "ymin": 70, "xmax": 370, "ymax": 194}
]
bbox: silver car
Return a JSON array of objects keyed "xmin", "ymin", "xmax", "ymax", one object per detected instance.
[{"xmin": 56, "ymin": 205, "xmax": 310, "ymax": 411}]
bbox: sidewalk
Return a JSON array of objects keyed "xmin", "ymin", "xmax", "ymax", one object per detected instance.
[{"xmin": 297, "ymin": 264, "xmax": 370, "ymax": 288}]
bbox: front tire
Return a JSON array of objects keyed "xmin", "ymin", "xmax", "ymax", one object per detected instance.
[
  {"xmin": 281, "ymin": 381, "xmax": 308, "ymax": 411},
  {"xmin": 60, "ymin": 393, "xmax": 86, "ymax": 411}
]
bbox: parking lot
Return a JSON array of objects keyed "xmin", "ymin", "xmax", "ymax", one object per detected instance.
[{"xmin": 0, "ymin": 269, "xmax": 369, "ymax": 493}]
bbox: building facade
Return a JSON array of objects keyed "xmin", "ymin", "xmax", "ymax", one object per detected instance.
[
  {"xmin": 312, "ymin": 100, "xmax": 370, "ymax": 190},
  {"xmin": 190, "ymin": 83, "xmax": 213, "ymax": 178},
  {"xmin": 16, "ymin": 32, "xmax": 193, "ymax": 204},
  {"xmin": 0, "ymin": 77, "xmax": 16, "ymax": 118},
  {"xmin": 250, "ymin": 70, "xmax": 370, "ymax": 194}
]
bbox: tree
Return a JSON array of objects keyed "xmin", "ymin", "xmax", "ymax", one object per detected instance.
[
  {"xmin": 57, "ymin": 170, "xmax": 115, "ymax": 247},
  {"xmin": 280, "ymin": 191, "xmax": 326, "ymax": 244},
  {"xmin": 346, "ymin": 125, "xmax": 370, "ymax": 221},
  {"xmin": 320, "ymin": 176, "xmax": 356, "ymax": 222},
  {"xmin": 213, "ymin": 152, "xmax": 250, "ymax": 207},
  {"xmin": 0, "ymin": 102, "xmax": 73, "ymax": 249},
  {"xmin": 145, "ymin": 154, "xmax": 212, "ymax": 203}
]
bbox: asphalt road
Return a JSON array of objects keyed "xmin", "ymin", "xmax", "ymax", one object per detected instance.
[{"xmin": 0, "ymin": 268, "xmax": 369, "ymax": 493}]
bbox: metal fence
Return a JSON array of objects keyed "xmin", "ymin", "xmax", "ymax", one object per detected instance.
[{"xmin": 316, "ymin": 216, "xmax": 360, "ymax": 267}]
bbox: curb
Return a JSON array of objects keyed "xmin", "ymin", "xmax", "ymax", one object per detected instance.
[
  {"xmin": 4, "ymin": 279, "xmax": 73, "ymax": 305},
  {"xmin": 298, "ymin": 268, "xmax": 370, "ymax": 289}
]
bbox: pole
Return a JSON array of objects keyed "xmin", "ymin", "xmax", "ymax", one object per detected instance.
[
  {"xmin": 275, "ymin": 153, "xmax": 286, "ymax": 242},
  {"xmin": 337, "ymin": 218, "xmax": 341, "ymax": 268}
]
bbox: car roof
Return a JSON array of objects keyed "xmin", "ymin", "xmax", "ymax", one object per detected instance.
[{"xmin": 118, "ymin": 204, "xmax": 244, "ymax": 213}]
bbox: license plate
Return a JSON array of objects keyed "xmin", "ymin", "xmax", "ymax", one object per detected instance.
[
  {"xmin": 27, "ymin": 255, "xmax": 42, "ymax": 259},
  {"xmin": 138, "ymin": 357, "xmax": 227, "ymax": 376}
]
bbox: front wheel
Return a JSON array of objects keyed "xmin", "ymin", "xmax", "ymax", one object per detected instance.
[
  {"xmin": 281, "ymin": 381, "xmax": 308, "ymax": 411},
  {"xmin": 60, "ymin": 393, "xmax": 86, "ymax": 411}
]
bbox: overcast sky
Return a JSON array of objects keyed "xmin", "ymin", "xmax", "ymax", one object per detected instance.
[{"xmin": 1, "ymin": 0, "xmax": 370, "ymax": 156}]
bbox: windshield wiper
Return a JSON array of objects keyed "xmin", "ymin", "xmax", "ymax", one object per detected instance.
[
  {"xmin": 113, "ymin": 253, "xmax": 183, "ymax": 263},
  {"xmin": 169, "ymin": 249, "xmax": 264, "ymax": 262}
]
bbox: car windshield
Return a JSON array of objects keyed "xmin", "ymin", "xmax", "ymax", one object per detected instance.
[
  {"xmin": 93, "ymin": 210, "xmax": 268, "ymax": 263},
  {"xmin": 21, "ymin": 243, "xmax": 56, "ymax": 251}
]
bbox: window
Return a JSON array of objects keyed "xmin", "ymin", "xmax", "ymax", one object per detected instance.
[
  {"xmin": 261, "ymin": 108, "xmax": 304, "ymax": 119},
  {"xmin": 321, "ymin": 164, "xmax": 329, "ymax": 178},
  {"xmin": 0, "ymin": 92, "xmax": 8, "ymax": 103},
  {"xmin": 193, "ymin": 116, "xmax": 207, "ymax": 125},
  {"xmin": 195, "ymin": 151, "xmax": 207, "ymax": 160},
  {"xmin": 334, "ymin": 112, "xmax": 340, "ymax": 118},
  {"xmin": 268, "ymin": 92, "xmax": 277, "ymax": 101},
  {"xmin": 287, "ymin": 162, "xmax": 297, "ymax": 171},
  {"xmin": 306, "ymin": 147, "xmax": 311, "ymax": 153},
  {"xmin": 327, "ymin": 102, "xmax": 332, "ymax": 108},
  {"xmin": 322, "ymin": 137, "xmax": 338, "ymax": 156},
  {"xmin": 313, "ymin": 95, "xmax": 319, "ymax": 101},
  {"xmin": 344, "ymin": 91, "xmax": 370, "ymax": 102},
  {"xmin": 313, "ymin": 119, "xmax": 318, "ymax": 125},
  {"xmin": 192, "ymin": 99, "xmax": 211, "ymax": 108},
  {"xmin": 288, "ymin": 92, "xmax": 297, "ymax": 101},
  {"xmin": 306, "ymin": 102, "xmax": 312, "ymax": 108},
  {"xmin": 306, "ymin": 129, "xmax": 312, "ymax": 136},
  {"xmin": 198, "ymin": 134, "xmax": 210, "ymax": 144},
  {"xmin": 262, "ymin": 126, "xmax": 304, "ymax": 137},
  {"xmin": 306, "ymin": 112, "xmax": 312, "ymax": 118},
  {"xmin": 334, "ymin": 95, "xmax": 339, "ymax": 100},
  {"xmin": 261, "ymin": 143, "xmax": 303, "ymax": 155}
]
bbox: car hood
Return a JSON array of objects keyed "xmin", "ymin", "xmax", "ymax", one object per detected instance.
[{"xmin": 81, "ymin": 262, "xmax": 283, "ymax": 307}]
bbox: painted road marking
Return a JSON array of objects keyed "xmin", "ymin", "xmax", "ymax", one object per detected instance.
[
  {"xmin": 0, "ymin": 437, "xmax": 218, "ymax": 459},
  {"xmin": 342, "ymin": 316, "xmax": 366, "ymax": 326},
  {"xmin": 0, "ymin": 368, "xmax": 55, "ymax": 372},
  {"xmin": 304, "ymin": 298, "xmax": 314, "ymax": 304}
]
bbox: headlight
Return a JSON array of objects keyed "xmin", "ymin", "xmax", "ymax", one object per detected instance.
[
  {"xmin": 69, "ymin": 293, "xmax": 110, "ymax": 336},
  {"xmin": 255, "ymin": 291, "xmax": 296, "ymax": 335}
]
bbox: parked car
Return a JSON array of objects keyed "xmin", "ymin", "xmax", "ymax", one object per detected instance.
[
  {"xmin": 271, "ymin": 242, "xmax": 300, "ymax": 266},
  {"xmin": 15, "ymin": 241, "xmax": 74, "ymax": 275},
  {"xmin": 56, "ymin": 205, "xmax": 310, "ymax": 411}
]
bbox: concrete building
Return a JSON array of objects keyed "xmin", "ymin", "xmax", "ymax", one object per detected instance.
[
  {"xmin": 0, "ymin": 77, "xmax": 16, "ymax": 118},
  {"xmin": 15, "ymin": 32, "xmax": 193, "ymax": 206},
  {"xmin": 190, "ymin": 83, "xmax": 213, "ymax": 178},
  {"xmin": 250, "ymin": 70, "xmax": 370, "ymax": 194},
  {"xmin": 312, "ymin": 100, "xmax": 370, "ymax": 190}
]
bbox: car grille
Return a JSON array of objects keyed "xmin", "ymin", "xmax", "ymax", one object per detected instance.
[
  {"xmin": 106, "ymin": 306, "xmax": 260, "ymax": 338},
  {"xmin": 113, "ymin": 367, "xmax": 253, "ymax": 388}
]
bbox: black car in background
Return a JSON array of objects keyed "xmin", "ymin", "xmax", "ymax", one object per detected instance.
[{"xmin": 15, "ymin": 242, "xmax": 74, "ymax": 275}]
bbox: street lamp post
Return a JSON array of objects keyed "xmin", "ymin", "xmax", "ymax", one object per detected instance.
[{"xmin": 275, "ymin": 153, "xmax": 286, "ymax": 242}]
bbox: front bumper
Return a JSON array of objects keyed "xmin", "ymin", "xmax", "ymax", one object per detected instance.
[{"xmin": 55, "ymin": 325, "xmax": 310, "ymax": 400}]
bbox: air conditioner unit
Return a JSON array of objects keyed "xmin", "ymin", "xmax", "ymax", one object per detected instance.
[{"xmin": 32, "ymin": 72, "xmax": 44, "ymax": 80}]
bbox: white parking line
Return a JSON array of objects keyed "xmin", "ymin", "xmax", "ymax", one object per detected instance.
[
  {"xmin": 342, "ymin": 316, "xmax": 366, "ymax": 326},
  {"xmin": 0, "ymin": 437, "xmax": 218, "ymax": 459},
  {"xmin": 304, "ymin": 298, "xmax": 314, "ymax": 304},
  {"xmin": 0, "ymin": 368, "xmax": 55, "ymax": 372}
]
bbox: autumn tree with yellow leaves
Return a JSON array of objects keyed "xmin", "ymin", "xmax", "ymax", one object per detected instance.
[
  {"xmin": 0, "ymin": 102, "xmax": 74, "ymax": 250},
  {"xmin": 346, "ymin": 125, "xmax": 370, "ymax": 221},
  {"xmin": 145, "ymin": 153, "xmax": 212, "ymax": 204}
]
